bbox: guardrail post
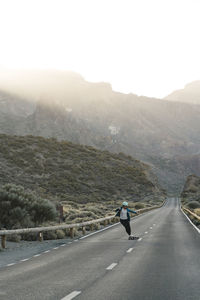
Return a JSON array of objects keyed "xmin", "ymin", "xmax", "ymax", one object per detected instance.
[
  {"xmin": 82, "ymin": 227, "xmax": 86, "ymax": 235},
  {"xmin": 1, "ymin": 235, "xmax": 6, "ymax": 249},
  {"xmin": 96, "ymin": 223, "xmax": 100, "ymax": 230},
  {"xmin": 38, "ymin": 232, "xmax": 43, "ymax": 242},
  {"xmin": 104, "ymin": 220, "xmax": 107, "ymax": 226},
  {"xmin": 70, "ymin": 228, "xmax": 74, "ymax": 238},
  {"xmin": 90, "ymin": 224, "xmax": 94, "ymax": 231}
]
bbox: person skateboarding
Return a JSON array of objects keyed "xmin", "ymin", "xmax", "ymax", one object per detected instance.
[{"xmin": 115, "ymin": 201, "xmax": 139, "ymax": 240}]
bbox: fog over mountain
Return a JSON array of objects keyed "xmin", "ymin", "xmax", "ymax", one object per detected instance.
[
  {"xmin": 165, "ymin": 81, "xmax": 200, "ymax": 105},
  {"xmin": 0, "ymin": 69, "xmax": 200, "ymax": 194}
]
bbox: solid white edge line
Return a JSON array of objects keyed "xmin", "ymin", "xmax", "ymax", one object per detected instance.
[
  {"xmin": 20, "ymin": 258, "xmax": 30, "ymax": 262},
  {"xmin": 61, "ymin": 290, "xmax": 81, "ymax": 300},
  {"xmin": 181, "ymin": 207, "xmax": 200, "ymax": 234},
  {"xmin": 106, "ymin": 263, "xmax": 118, "ymax": 270},
  {"xmin": 61, "ymin": 244, "xmax": 66, "ymax": 247},
  {"xmin": 127, "ymin": 248, "xmax": 133, "ymax": 253},
  {"xmin": 53, "ymin": 247, "xmax": 59, "ymax": 250},
  {"xmin": 33, "ymin": 254, "xmax": 41, "ymax": 257},
  {"xmin": 43, "ymin": 250, "xmax": 50, "ymax": 253}
]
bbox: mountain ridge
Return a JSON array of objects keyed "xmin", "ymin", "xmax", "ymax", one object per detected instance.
[{"xmin": 165, "ymin": 80, "xmax": 200, "ymax": 105}]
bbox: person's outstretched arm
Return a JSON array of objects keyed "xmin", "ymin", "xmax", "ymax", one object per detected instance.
[{"xmin": 128, "ymin": 208, "xmax": 138, "ymax": 214}]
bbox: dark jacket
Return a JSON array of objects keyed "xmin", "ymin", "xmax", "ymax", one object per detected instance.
[{"xmin": 115, "ymin": 207, "xmax": 137, "ymax": 221}]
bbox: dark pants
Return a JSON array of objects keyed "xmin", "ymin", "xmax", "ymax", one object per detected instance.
[{"xmin": 120, "ymin": 219, "xmax": 131, "ymax": 235}]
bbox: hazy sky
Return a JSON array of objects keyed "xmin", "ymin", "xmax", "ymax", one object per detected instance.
[{"xmin": 0, "ymin": 0, "xmax": 199, "ymax": 98}]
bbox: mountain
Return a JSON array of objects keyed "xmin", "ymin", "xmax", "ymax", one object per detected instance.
[
  {"xmin": 0, "ymin": 89, "xmax": 35, "ymax": 135},
  {"xmin": 1, "ymin": 70, "xmax": 200, "ymax": 194},
  {"xmin": 165, "ymin": 81, "xmax": 200, "ymax": 105},
  {"xmin": 0, "ymin": 134, "xmax": 166, "ymax": 204}
]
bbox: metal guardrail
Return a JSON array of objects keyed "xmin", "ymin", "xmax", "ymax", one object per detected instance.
[
  {"xmin": 182, "ymin": 207, "xmax": 200, "ymax": 222},
  {"xmin": 0, "ymin": 203, "xmax": 164, "ymax": 249}
]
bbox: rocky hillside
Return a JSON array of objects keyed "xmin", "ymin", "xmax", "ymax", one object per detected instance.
[
  {"xmin": 0, "ymin": 134, "xmax": 166, "ymax": 204},
  {"xmin": 0, "ymin": 90, "xmax": 35, "ymax": 135},
  {"xmin": 1, "ymin": 70, "xmax": 200, "ymax": 193},
  {"xmin": 181, "ymin": 174, "xmax": 200, "ymax": 203}
]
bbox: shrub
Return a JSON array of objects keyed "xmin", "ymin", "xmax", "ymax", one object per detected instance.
[
  {"xmin": 134, "ymin": 202, "xmax": 145, "ymax": 209},
  {"xmin": 56, "ymin": 229, "xmax": 65, "ymax": 239},
  {"xmin": 0, "ymin": 184, "xmax": 57, "ymax": 229},
  {"xmin": 43, "ymin": 231, "xmax": 57, "ymax": 240},
  {"xmin": 21, "ymin": 232, "xmax": 38, "ymax": 241},
  {"xmin": 187, "ymin": 201, "xmax": 200, "ymax": 209},
  {"xmin": 7, "ymin": 234, "xmax": 21, "ymax": 242}
]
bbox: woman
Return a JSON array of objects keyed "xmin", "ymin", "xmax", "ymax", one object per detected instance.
[{"xmin": 115, "ymin": 201, "xmax": 139, "ymax": 240}]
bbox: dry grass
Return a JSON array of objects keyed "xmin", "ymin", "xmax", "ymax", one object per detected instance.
[{"xmin": 194, "ymin": 208, "xmax": 200, "ymax": 217}]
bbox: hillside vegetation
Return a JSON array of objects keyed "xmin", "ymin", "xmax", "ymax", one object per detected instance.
[
  {"xmin": 0, "ymin": 134, "xmax": 165, "ymax": 206},
  {"xmin": 181, "ymin": 175, "xmax": 200, "ymax": 225},
  {"xmin": 0, "ymin": 184, "xmax": 57, "ymax": 229},
  {"xmin": 181, "ymin": 175, "xmax": 200, "ymax": 206}
]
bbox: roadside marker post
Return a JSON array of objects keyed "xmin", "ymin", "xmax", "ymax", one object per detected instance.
[{"xmin": 1, "ymin": 235, "xmax": 6, "ymax": 249}]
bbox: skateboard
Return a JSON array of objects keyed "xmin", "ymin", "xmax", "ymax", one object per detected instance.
[{"xmin": 128, "ymin": 236, "xmax": 139, "ymax": 240}]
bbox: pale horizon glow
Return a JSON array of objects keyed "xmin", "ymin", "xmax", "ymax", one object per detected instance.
[{"xmin": 0, "ymin": 0, "xmax": 200, "ymax": 98}]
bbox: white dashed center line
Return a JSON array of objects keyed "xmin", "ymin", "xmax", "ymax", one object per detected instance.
[
  {"xmin": 138, "ymin": 238, "xmax": 142, "ymax": 241},
  {"xmin": 127, "ymin": 248, "xmax": 134, "ymax": 253},
  {"xmin": 106, "ymin": 263, "xmax": 118, "ymax": 270},
  {"xmin": 150, "ymin": 227, "xmax": 153, "ymax": 229},
  {"xmin": 6, "ymin": 263, "xmax": 16, "ymax": 267},
  {"xmin": 61, "ymin": 290, "xmax": 81, "ymax": 300},
  {"xmin": 145, "ymin": 231, "xmax": 148, "ymax": 234}
]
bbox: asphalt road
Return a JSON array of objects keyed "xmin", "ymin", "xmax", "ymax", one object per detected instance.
[{"xmin": 0, "ymin": 198, "xmax": 199, "ymax": 300}]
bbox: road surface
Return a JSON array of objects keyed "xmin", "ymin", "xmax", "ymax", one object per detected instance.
[{"xmin": 0, "ymin": 198, "xmax": 199, "ymax": 300}]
